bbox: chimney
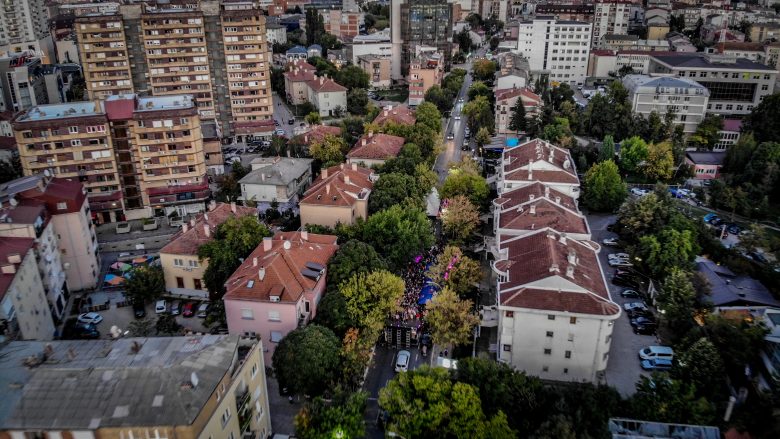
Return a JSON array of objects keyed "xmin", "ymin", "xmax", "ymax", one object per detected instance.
[
  {"xmin": 530, "ymin": 204, "xmax": 536, "ymax": 214},
  {"xmin": 1, "ymin": 264, "xmax": 15, "ymax": 274},
  {"xmin": 383, "ymin": 110, "xmax": 388, "ymax": 116},
  {"xmin": 182, "ymin": 223, "xmax": 189, "ymax": 233},
  {"xmin": 287, "ymin": 150, "xmax": 291, "ymax": 158},
  {"xmin": 559, "ymin": 233, "xmax": 567, "ymax": 245},
  {"xmin": 261, "ymin": 173, "xmax": 266, "ymax": 181},
  {"xmin": 322, "ymin": 169, "xmax": 328, "ymax": 178},
  {"xmin": 326, "ymin": 183, "xmax": 331, "ymax": 194},
  {"xmin": 263, "ymin": 237, "xmax": 272, "ymax": 251},
  {"xmin": 204, "ymin": 213, "xmax": 209, "ymax": 222},
  {"xmin": 190, "ymin": 218, "xmax": 196, "ymax": 227},
  {"xmin": 567, "ymin": 249, "xmax": 577, "ymax": 265},
  {"xmin": 258, "ymin": 267, "xmax": 266, "ymax": 281},
  {"xmin": 253, "ymin": 257, "xmax": 258, "ymax": 267},
  {"xmin": 529, "ymin": 194, "xmax": 535, "ymax": 202},
  {"xmin": 527, "ymin": 159, "xmax": 533, "ymax": 180},
  {"xmin": 320, "ymin": 76, "xmax": 324, "ymax": 84},
  {"xmin": 544, "ymin": 186, "xmax": 550, "ymax": 198},
  {"xmin": 351, "ymin": 162, "xmax": 357, "ymax": 171},
  {"xmin": 368, "ymin": 130, "xmax": 374, "ymax": 137},
  {"xmin": 344, "ymin": 175, "xmax": 350, "ymax": 185},
  {"xmin": 362, "ymin": 138, "xmax": 367, "ymax": 146},
  {"xmin": 301, "ymin": 230, "xmax": 308, "ymax": 241},
  {"xmin": 209, "ymin": 200, "xmax": 216, "ymax": 211},
  {"xmin": 548, "ymin": 150, "xmax": 554, "ymax": 163},
  {"xmin": 7, "ymin": 253, "xmax": 21, "ymax": 264},
  {"xmin": 555, "ymin": 196, "xmax": 561, "ymax": 204},
  {"xmin": 204, "ymin": 224, "xmax": 211, "ymax": 238},
  {"xmin": 548, "ymin": 263, "xmax": 559, "ymax": 273},
  {"xmin": 230, "ymin": 202, "xmax": 236, "ymax": 213},
  {"xmin": 566, "ymin": 265, "xmax": 575, "ymax": 278}
]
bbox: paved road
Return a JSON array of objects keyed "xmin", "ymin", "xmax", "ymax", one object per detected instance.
[{"xmin": 272, "ymin": 93, "xmax": 298, "ymax": 137}]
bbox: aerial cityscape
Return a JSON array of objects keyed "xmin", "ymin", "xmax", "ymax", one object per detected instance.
[{"xmin": 0, "ymin": 0, "xmax": 779, "ymax": 437}]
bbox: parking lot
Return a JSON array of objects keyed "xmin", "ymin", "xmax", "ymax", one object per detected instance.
[{"xmin": 588, "ymin": 213, "xmax": 660, "ymax": 397}]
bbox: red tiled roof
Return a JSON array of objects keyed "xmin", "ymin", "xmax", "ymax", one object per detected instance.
[
  {"xmin": 496, "ymin": 229, "xmax": 618, "ymax": 316},
  {"xmin": 495, "ymin": 87, "xmax": 542, "ymax": 105},
  {"xmin": 347, "ymin": 133, "xmax": 405, "ymax": 161},
  {"xmin": 299, "ymin": 125, "xmax": 342, "ymax": 145},
  {"xmin": 224, "ymin": 232, "xmax": 338, "ymax": 303},
  {"xmin": 494, "ymin": 182, "xmax": 576, "ymax": 211},
  {"xmin": 284, "ymin": 68, "xmax": 316, "ymax": 83},
  {"xmin": 19, "ymin": 177, "xmax": 87, "ymax": 215},
  {"xmin": 307, "ymin": 76, "xmax": 348, "ymax": 93},
  {"xmin": 287, "ymin": 60, "xmax": 316, "ymax": 72},
  {"xmin": 503, "ymin": 139, "xmax": 579, "ymax": 185},
  {"xmin": 497, "ymin": 197, "xmax": 588, "ymax": 236},
  {"xmin": 373, "ymin": 105, "xmax": 416, "ymax": 126},
  {"xmin": 0, "ymin": 237, "xmax": 35, "ymax": 300},
  {"xmin": 722, "ymin": 41, "xmax": 764, "ymax": 51},
  {"xmin": 300, "ymin": 163, "xmax": 374, "ymax": 207},
  {"xmin": 160, "ymin": 203, "xmax": 258, "ymax": 256}
]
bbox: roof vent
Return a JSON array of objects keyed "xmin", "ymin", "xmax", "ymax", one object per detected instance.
[
  {"xmin": 567, "ymin": 250, "xmax": 577, "ymax": 265},
  {"xmin": 549, "ymin": 263, "xmax": 560, "ymax": 273},
  {"xmin": 7, "ymin": 253, "xmax": 21, "ymax": 264},
  {"xmin": 566, "ymin": 265, "xmax": 575, "ymax": 278},
  {"xmin": 270, "ymin": 295, "xmax": 280, "ymax": 302},
  {"xmin": 530, "ymin": 204, "xmax": 536, "ymax": 215},
  {"xmin": 247, "ymin": 280, "xmax": 255, "ymax": 288},
  {"xmin": 258, "ymin": 268, "xmax": 266, "ymax": 280},
  {"xmin": 1, "ymin": 264, "xmax": 16, "ymax": 274},
  {"xmin": 559, "ymin": 233, "xmax": 568, "ymax": 245},
  {"xmin": 283, "ymin": 240, "xmax": 292, "ymax": 250},
  {"xmin": 555, "ymin": 196, "xmax": 561, "ymax": 204}
]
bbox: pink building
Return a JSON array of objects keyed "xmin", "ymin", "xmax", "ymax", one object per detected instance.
[
  {"xmin": 224, "ymin": 231, "xmax": 338, "ymax": 363},
  {"xmin": 685, "ymin": 151, "xmax": 725, "ymax": 180}
]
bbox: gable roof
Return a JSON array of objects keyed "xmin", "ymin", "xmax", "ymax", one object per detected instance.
[
  {"xmin": 307, "ymin": 76, "xmax": 348, "ymax": 93},
  {"xmin": 284, "ymin": 67, "xmax": 316, "ymax": 83},
  {"xmin": 300, "ymin": 163, "xmax": 374, "ymax": 208},
  {"xmin": 495, "ymin": 87, "xmax": 542, "ymax": 105},
  {"xmin": 502, "ymin": 138, "xmax": 579, "ymax": 185},
  {"xmin": 0, "ymin": 237, "xmax": 35, "ymax": 301},
  {"xmin": 347, "ymin": 132, "xmax": 405, "ymax": 161},
  {"xmin": 496, "ymin": 191, "xmax": 588, "ymax": 236},
  {"xmin": 496, "ymin": 229, "xmax": 619, "ymax": 316},
  {"xmin": 160, "ymin": 203, "xmax": 258, "ymax": 256},
  {"xmin": 239, "ymin": 157, "xmax": 313, "ymax": 187},
  {"xmin": 224, "ymin": 232, "xmax": 338, "ymax": 303},
  {"xmin": 373, "ymin": 105, "xmax": 416, "ymax": 126},
  {"xmin": 696, "ymin": 257, "xmax": 779, "ymax": 307},
  {"xmin": 298, "ymin": 125, "xmax": 342, "ymax": 145}
]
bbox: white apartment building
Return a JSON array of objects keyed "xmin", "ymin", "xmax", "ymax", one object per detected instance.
[
  {"xmin": 0, "ymin": 0, "xmax": 54, "ymax": 63},
  {"xmin": 622, "ymin": 75, "xmax": 710, "ymax": 134},
  {"xmin": 515, "ymin": 17, "xmax": 592, "ymax": 86},
  {"xmin": 498, "ymin": 139, "xmax": 581, "ymax": 199},
  {"xmin": 493, "ymin": 228, "xmax": 620, "ymax": 382},
  {"xmin": 593, "ymin": 0, "xmax": 634, "ymax": 47}
]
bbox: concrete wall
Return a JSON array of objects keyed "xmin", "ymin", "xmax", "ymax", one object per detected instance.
[
  {"xmin": 52, "ymin": 202, "xmax": 100, "ymax": 291},
  {"xmin": 310, "ymin": 89, "xmax": 347, "ymax": 117},
  {"xmin": 8, "ymin": 248, "xmax": 55, "ymax": 340},
  {"xmin": 160, "ymin": 252, "xmax": 208, "ymax": 297},
  {"xmin": 300, "ymin": 203, "xmax": 354, "ymax": 228}
]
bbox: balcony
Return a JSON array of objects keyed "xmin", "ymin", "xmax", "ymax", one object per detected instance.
[{"xmin": 235, "ymin": 388, "xmax": 251, "ymax": 433}]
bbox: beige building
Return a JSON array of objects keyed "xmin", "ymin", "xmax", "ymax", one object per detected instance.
[
  {"xmin": 300, "ymin": 163, "xmax": 375, "ymax": 228},
  {"xmin": 346, "ymin": 132, "xmax": 405, "ymax": 168},
  {"xmin": 283, "ymin": 61, "xmax": 317, "ymax": 105},
  {"xmin": 306, "ymin": 76, "xmax": 348, "ymax": 117},
  {"xmin": 494, "ymin": 87, "xmax": 542, "ymax": 135},
  {"xmin": 408, "ymin": 51, "xmax": 444, "ymax": 106},
  {"xmin": 160, "ymin": 202, "xmax": 258, "ymax": 299},
  {"xmin": 0, "ymin": 335, "xmax": 272, "ymax": 439},
  {"xmin": 74, "ymin": 14, "xmax": 134, "ymax": 100},
  {"xmin": 239, "ymin": 157, "xmax": 313, "ymax": 211},
  {"xmin": 357, "ymin": 55, "xmax": 392, "ymax": 89},
  {"xmin": 0, "ymin": 237, "xmax": 54, "ymax": 341}
]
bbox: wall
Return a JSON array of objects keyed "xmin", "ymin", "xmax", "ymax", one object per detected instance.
[
  {"xmin": 350, "ymin": 42, "xmax": 393, "ymax": 65},
  {"xmin": 225, "ymin": 298, "xmax": 300, "ymax": 364},
  {"xmin": 241, "ymin": 181, "xmax": 289, "ymax": 204},
  {"xmin": 52, "ymin": 203, "xmax": 99, "ymax": 291},
  {"xmin": 310, "ymin": 90, "xmax": 347, "ymax": 117},
  {"xmin": 300, "ymin": 203, "xmax": 354, "ymax": 228},
  {"xmin": 160, "ymin": 252, "xmax": 208, "ymax": 299},
  {"xmin": 10, "ymin": 249, "xmax": 55, "ymax": 340},
  {"xmin": 347, "ymin": 157, "xmax": 387, "ymax": 168}
]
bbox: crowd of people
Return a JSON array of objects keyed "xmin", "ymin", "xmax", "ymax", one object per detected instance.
[{"xmin": 390, "ymin": 244, "xmax": 441, "ymax": 327}]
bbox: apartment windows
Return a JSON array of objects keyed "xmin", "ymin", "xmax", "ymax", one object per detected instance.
[
  {"xmin": 241, "ymin": 309, "xmax": 254, "ymax": 320},
  {"xmin": 57, "ymin": 202, "xmax": 67, "ymax": 210},
  {"xmin": 568, "ymin": 334, "xmax": 574, "ymax": 342},
  {"xmin": 503, "ymin": 344, "xmax": 512, "ymax": 352},
  {"xmin": 173, "ymin": 258, "xmax": 184, "ymax": 267},
  {"xmin": 504, "ymin": 311, "xmax": 514, "ymax": 318},
  {"xmin": 251, "ymin": 362, "xmax": 258, "ymax": 378},
  {"xmin": 68, "ymin": 126, "xmax": 79, "ymax": 134},
  {"xmin": 268, "ymin": 311, "xmax": 280, "ymax": 321},
  {"xmin": 188, "ymin": 260, "xmax": 198, "ymax": 268},
  {"xmin": 546, "ymin": 331, "xmax": 554, "ymax": 338},
  {"xmin": 255, "ymin": 401, "xmax": 265, "ymax": 420},
  {"xmin": 221, "ymin": 408, "xmax": 231, "ymax": 427},
  {"xmin": 547, "ymin": 315, "xmax": 555, "ymax": 320},
  {"xmin": 563, "ymin": 368, "xmax": 569, "ymax": 374},
  {"xmin": 565, "ymin": 350, "xmax": 572, "ymax": 359},
  {"xmin": 544, "ymin": 349, "xmax": 552, "ymax": 355},
  {"xmin": 270, "ymin": 331, "xmax": 282, "ymax": 343},
  {"xmin": 569, "ymin": 317, "xmax": 577, "ymax": 324},
  {"xmin": 542, "ymin": 366, "xmax": 549, "ymax": 372}
]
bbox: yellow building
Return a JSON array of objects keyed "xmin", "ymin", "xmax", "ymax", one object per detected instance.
[
  {"xmin": 299, "ymin": 163, "xmax": 375, "ymax": 228},
  {"xmin": 160, "ymin": 202, "xmax": 258, "ymax": 298},
  {"xmin": 0, "ymin": 335, "xmax": 272, "ymax": 439},
  {"xmin": 74, "ymin": 14, "xmax": 134, "ymax": 100},
  {"xmin": 12, "ymin": 101, "xmax": 125, "ymax": 222}
]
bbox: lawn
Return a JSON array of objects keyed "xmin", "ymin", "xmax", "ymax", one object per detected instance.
[{"xmin": 373, "ymin": 87, "xmax": 409, "ymax": 102}]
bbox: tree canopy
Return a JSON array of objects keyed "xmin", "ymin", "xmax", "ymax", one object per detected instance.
[
  {"xmin": 361, "ymin": 205, "xmax": 434, "ymax": 270},
  {"xmin": 294, "ymin": 390, "xmax": 367, "ymax": 439},
  {"xmin": 326, "ymin": 239, "xmax": 387, "ymax": 289},
  {"xmin": 425, "ymin": 287, "xmax": 479, "ymax": 348},
  {"xmin": 440, "ymin": 158, "xmax": 490, "ymax": 208},
  {"xmin": 309, "ymin": 134, "xmax": 347, "ymax": 168},
  {"xmin": 272, "ymin": 324, "xmax": 341, "ymax": 396},
  {"xmin": 338, "ymin": 270, "xmax": 404, "ymax": 336},
  {"xmin": 426, "ymin": 246, "xmax": 482, "ymax": 298},
  {"xmin": 583, "ymin": 159, "xmax": 627, "ymax": 212},
  {"xmin": 619, "ymin": 136, "xmax": 649, "ymax": 174},
  {"xmin": 744, "ymin": 92, "xmax": 780, "ymax": 143},
  {"xmin": 441, "ymin": 195, "xmax": 480, "ymax": 243},
  {"xmin": 368, "ymin": 172, "xmax": 424, "ymax": 213},
  {"xmin": 124, "ymin": 265, "xmax": 165, "ymax": 305}
]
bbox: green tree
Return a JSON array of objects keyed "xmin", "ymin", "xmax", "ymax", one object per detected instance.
[
  {"xmin": 629, "ymin": 374, "xmax": 716, "ymax": 424},
  {"xmin": 643, "ymin": 141, "xmax": 675, "ymax": 181},
  {"xmin": 656, "ymin": 269, "xmax": 697, "ymax": 336},
  {"xmin": 128, "ymin": 317, "xmax": 154, "ymax": 337},
  {"xmin": 124, "ymin": 265, "xmax": 165, "ymax": 306},
  {"xmin": 507, "ymin": 97, "xmax": 527, "ymax": 134},
  {"xmin": 619, "ymin": 136, "xmax": 649, "ymax": 174},
  {"xmin": 361, "ymin": 205, "xmax": 433, "ymax": 269},
  {"xmin": 335, "ymin": 65, "xmax": 370, "ymax": 89},
  {"xmin": 0, "ymin": 157, "xmax": 22, "ymax": 184},
  {"xmin": 313, "ymin": 291, "xmax": 351, "ymax": 337},
  {"xmin": 697, "ymin": 314, "xmax": 768, "ymax": 378},
  {"xmin": 197, "ymin": 216, "xmax": 271, "ymax": 298},
  {"xmin": 426, "ymin": 245, "xmax": 482, "ymax": 297},
  {"xmin": 472, "ymin": 59, "xmax": 498, "ymax": 82},
  {"xmin": 347, "ymin": 88, "xmax": 369, "ymax": 115},
  {"xmin": 415, "ymin": 101, "xmax": 443, "ymax": 133},
  {"xmin": 309, "ymin": 134, "xmax": 347, "ymax": 167},
  {"xmin": 327, "ymin": 239, "xmax": 387, "ymax": 288},
  {"xmin": 616, "ymin": 191, "xmax": 672, "ymax": 237},
  {"xmin": 532, "ymin": 415, "xmax": 576, "ymax": 439},
  {"xmin": 415, "ymin": 163, "xmax": 439, "ymax": 196},
  {"xmin": 339, "ymin": 270, "xmax": 404, "ymax": 336},
  {"xmin": 467, "ymin": 81, "xmax": 492, "ymax": 102},
  {"xmin": 304, "ymin": 111, "xmax": 321, "ymax": 125},
  {"xmin": 379, "ymin": 366, "xmax": 515, "ymax": 439},
  {"xmin": 599, "ymin": 135, "xmax": 615, "ymax": 162},
  {"xmin": 637, "ymin": 228, "xmax": 699, "ymax": 278},
  {"xmin": 155, "ymin": 314, "xmax": 181, "ymax": 335},
  {"xmin": 441, "ymin": 195, "xmax": 480, "ymax": 243},
  {"xmin": 475, "ymin": 127, "xmax": 492, "ymax": 149},
  {"xmin": 462, "ymin": 95, "xmax": 495, "ymax": 134},
  {"xmin": 295, "ymin": 390, "xmax": 367, "ymax": 439},
  {"xmin": 688, "ymin": 114, "xmax": 723, "ymax": 150},
  {"xmin": 305, "ymin": 8, "xmax": 324, "ymax": 46},
  {"xmin": 368, "ymin": 172, "xmax": 422, "ymax": 213},
  {"xmin": 583, "ymin": 160, "xmax": 627, "ymax": 212},
  {"xmin": 440, "ymin": 158, "xmax": 490, "ymax": 207},
  {"xmin": 541, "ymin": 117, "xmax": 573, "ymax": 147},
  {"xmin": 424, "ymin": 85, "xmax": 453, "ymax": 113},
  {"xmin": 744, "ymin": 92, "xmax": 780, "ymax": 143},
  {"xmin": 426, "ymin": 286, "xmax": 479, "ymax": 348},
  {"xmin": 272, "ymin": 324, "xmax": 341, "ymax": 396},
  {"xmin": 675, "ymin": 337, "xmax": 724, "ymax": 399},
  {"xmin": 456, "ymin": 28, "xmax": 472, "ymax": 53}
]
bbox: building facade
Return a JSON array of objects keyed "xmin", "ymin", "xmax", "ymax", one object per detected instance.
[
  {"xmin": 0, "ymin": 0, "xmax": 54, "ymax": 63},
  {"xmin": 408, "ymin": 48, "xmax": 444, "ymax": 106},
  {"xmin": 592, "ymin": 0, "xmax": 634, "ymax": 46},
  {"xmin": 74, "ymin": 14, "xmax": 134, "ymax": 100},
  {"xmin": 515, "ymin": 17, "xmax": 592, "ymax": 86},
  {"xmin": 358, "ymin": 55, "xmax": 392, "ymax": 89},
  {"xmin": 391, "ymin": 0, "xmax": 453, "ymax": 79},
  {"xmin": 622, "ymin": 75, "xmax": 710, "ymax": 134},
  {"xmin": 299, "ymin": 163, "xmax": 375, "ymax": 228},
  {"xmin": 239, "ymin": 157, "xmax": 313, "ymax": 210}
]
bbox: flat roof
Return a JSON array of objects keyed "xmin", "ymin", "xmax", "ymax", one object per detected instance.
[
  {"xmin": 651, "ymin": 54, "xmax": 777, "ymax": 71},
  {"xmin": 135, "ymin": 95, "xmax": 195, "ymax": 112},
  {"xmin": 17, "ymin": 102, "xmax": 103, "ymax": 121}
]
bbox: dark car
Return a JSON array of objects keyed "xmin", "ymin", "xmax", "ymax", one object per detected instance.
[
  {"xmin": 727, "ymin": 224, "xmax": 742, "ymax": 235},
  {"xmin": 627, "ymin": 308, "xmax": 655, "ymax": 319},
  {"xmin": 612, "ymin": 276, "xmax": 641, "ymax": 288},
  {"xmin": 633, "ymin": 323, "xmax": 658, "ymax": 335},
  {"xmin": 182, "ymin": 301, "xmax": 197, "ymax": 317},
  {"xmin": 64, "ymin": 320, "xmax": 101, "ymax": 339},
  {"xmin": 288, "ymin": 118, "xmax": 295, "ymax": 125},
  {"xmin": 133, "ymin": 301, "xmax": 146, "ymax": 319},
  {"xmin": 620, "ymin": 289, "xmax": 642, "ymax": 298},
  {"xmin": 630, "ymin": 316, "xmax": 657, "ymax": 328},
  {"xmin": 710, "ymin": 217, "xmax": 724, "ymax": 227},
  {"xmin": 614, "ymin": 273, "xmax": 646, "ymax": 285}
]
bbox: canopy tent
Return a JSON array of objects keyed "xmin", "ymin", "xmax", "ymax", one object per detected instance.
[
  {"xmin": 103, "ymin": 274, "xmax": 125, "ymax": 286},
  {"xmin": 110, "ymin": 262, "xmax": 132, "ymax": 271},
  {"xmin": 418, "ymin": 283, "xmax": 438, "ymax": 305},
  {"xmin": 132, "ymin": 256, "xmax": 153, "ymax": 265}
]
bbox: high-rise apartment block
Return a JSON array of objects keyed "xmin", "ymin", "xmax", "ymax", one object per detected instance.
[
  {"xmin": 592, "ymin": 0, "xmax": 634, "ymax": 47},
  {"xmin": 74, "ymin": 0, "xmax": 274, "ymax": 141},
  {"xmin": 515, "ymin": 17, "xmax": 592, "ymax": 86},
  {"xmin": 0, "ymin": 0, "xmax": 54, "ymax": 63},
  {"xmin": 391, "ymin": 0, "xmax": 453, "ymax": 79}
]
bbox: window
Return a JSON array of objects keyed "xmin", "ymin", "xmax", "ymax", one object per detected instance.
[
  {"xmin": 603, "ymin": 352, "xmax": 609, "ymax": 361},
  {"xmin": 546, "ymin": 331, "xmax": 554, "ymax": 337},
  {"xmin": 547, "ymin": 315, "xmax": 555, "ymax": 320},
  {"xmin": 188, "ymin": 260, "xmax": 198, "ymax": 268},
  {"xmin": 544, "ymin": 348, "xmax": 552, "ymax": 355},
  {"xmin": 565, "ymin": 350, "xmax": 572, "ymax": 359},
  {"xmin": 241, "ymin": 308, "xmax": 254, "ymax": 320},
  {"xmin": 176, "ymin": 277, "xmax": 184, "ymax": 288},
  {"xmin": 56, "ymin": 202, "xmax": 67, "ymax": 210},
  {"xmin": 221, "ymin": 408, "xmax": 231, "ymax": 426},
  {"xmin": 68, "ymin": 126, "xmax": 79, "ymax": 134},
  {"xmin": 568, "ymin": 334, "xmax": 574, "ymax": 342},
  {"xmin": 542, "ymin": 366, "xmax": 549, "ymax": 372},
  {"xmin": 504, "ymin": 311, "xmax": 514, "ymax": 318},
  {"xmin": 173, "ymin": 258, "xmax": 184, "ymax": 267},
  {"xmin": 563, "ymin": 368, "xmax": 569, "ymax": 374},
  {"xmin": 268, "ymin": 311, "xmax": 280, "ymax": 321},
  {"xmin": 503, "ymin": 344, "xmax": 512, "ymax": 352},
  {"xmin": 270, "ymin": 331, "xmax": 283, "ymax": 343},
  {"xmin": 256, "ymin": 400, "xmax": 265, "ymax": 420},
  {"xmin": 251, "ymin": 362, "xmax": 258, "ymax": 378},
  {"xmin": 569, "ymin": 317, "xmax": 577, "ymax": 324}
]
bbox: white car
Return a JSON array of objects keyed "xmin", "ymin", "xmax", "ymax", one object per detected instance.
[
  {"xmin": 395, "ymin": 350, "xmax": 411, "ymax": 372},
  {"xmin": 609, "ymin": 259, "xmax": 634, "ymax": 268},
  {"xmin": 274, "ymin": 129, "xmax": 286, "ymax": 136},
  {"xmin": 608, "ymin": 253, "xmax": 630, "ymax": 260},
  {"xmin": 454, "ymin": 114, "xmax": 461, "ymax": 120},
  {"xmin": 624, "ymin": 302, "xmax": 649, "ymax": 312},
  {"xmin": 155, "ymin": 300, "xmax": 168, "ymax": 314},
  {"xmin": 630, "ymin": 188, "xmax": 648, "ymax": 196},
  {"xmin": 602, "ymin": 237, "xmax": 619, "ymax": 246},
  {"xmin": 77, "ymin": 312, "xmax": 103, "ymax": 325}
]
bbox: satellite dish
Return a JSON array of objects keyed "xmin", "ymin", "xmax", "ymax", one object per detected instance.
[
  {"xmin": 190, "ymin": 372, "xmax": 199, "ymax": 387},
  {"xmin": 43, "ymin": 169, "xmax": 51, "ymax": 177},
  {"xmin": 9, "ymin": 198, "xmax": 17, "ymax": 207},
  {"xmin": 283, "ymin": 240, "xmax": 292, "ymax": 250}
]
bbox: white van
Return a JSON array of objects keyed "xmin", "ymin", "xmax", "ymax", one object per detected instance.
[{"xmin": 639, "ymin": 346, "xmax": 674, "ymax": 361}]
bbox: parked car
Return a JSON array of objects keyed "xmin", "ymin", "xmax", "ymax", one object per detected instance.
[
  {"xmin": 613, "ymin": 273, "xmax": 646, "ymax": 285},
  {"xmin": 609, "ymin": 253, "xmax": 630, "ymax": 260},
  {"xmin": 624, "ymin": 302, "xmax": 649, "ymax": 312},
  {"xmin": 196, "ymin": 302, "xmax": 210, "ymax": 318},
  {"xmin": 609, "ymin": 259, "xmax": 634, "ymax": 268},
  {"xmin": 630, "ymin": 188, "xmax": 647, "ymax": 196},
  {"xmin": 641, "ymin": 358, "xmax": 673, "ymax": 371},
  {"xmin": 727, "ymin": 224, "xmax": 742, "ymax": 235},
  {"xmin": 182, "ymin": 301, "xmax": 197, "ymax": 317},
  {"xmin": 630, "ymin": 316, "xmax": 657, "ymax": 329},
  {"xmin": 454, "ymin": 114, "xmax": 461, "ymax": 120},
  {"xmin": 155, "ymin": 299, "xmax": 168, "ymax": 314},
  {"xmin": 288, "ymin": 118, "xmax": 294, "ymax": 125},
  {"xmin": 73, "ymin": 322, "xmax": 101, "ymax": 339},
  {"xmin": 703, "ymin": 213, "xmax": 719, "ymax": 223},
  {"xmin": 620, "ymin": 289, "xmax": 642, "ymax": 298},
  {"xmin": 170, "ymin": 300, "xmax": 182, "ymax": 316},
  {"xmin": 77, "ymin": 312, "xmax": 103, "ymax": 325},
  {"xmin": 602, "ymin": 237, "xmax": 619, "ymax": 246},
  {"xmin": 395, "ymin": 350, "xmax": 411, "ymax": 372},
  {"xmin": 131, "ymin": 301, "xmax": 146, "ymax": 318},
  {"xmin": 274, "ymin": 129, "xmax": 286, "ymax": 136},
  {"xmin": 639, "ymin": 346, "xmax": 674, "ymax": 361},
  {"xmin": 612, "ymin": 276, "xmax": 641, "ymax": 288},
  {"xmin": 627, "ymin": 308, "xmax": 655, "ymax": 319},
  {"xmin": 633, "ymin": 323, "xmax": 658, "ymax": 335}
]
